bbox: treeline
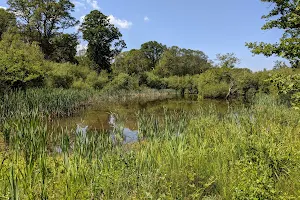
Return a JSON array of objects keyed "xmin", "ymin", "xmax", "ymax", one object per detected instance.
[
  {"xmin": 0, "ymin": 1, "xmax": 237, "ymax": 95},
  {"xmin": 0, "ymin": 0, "xmax": 300, "ymax": 105}
]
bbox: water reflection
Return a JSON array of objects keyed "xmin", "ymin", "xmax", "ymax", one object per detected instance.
[
  {"xmin": 109, "ymin": 114, "xmax": 138, "ymax": 144},
  {"xmin": 52, "ymin": 95, "xmax": 231, "ymax": 131}
]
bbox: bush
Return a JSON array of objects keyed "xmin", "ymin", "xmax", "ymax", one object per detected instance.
[
  {"xmin": 164, "ymin": 75, "xmax": 199, "ymax": 94},
  {"xmin": 70, "ymin": 65, "xmax": 91, "ymax": 80},
  {"xmin": 72, "ymin": 79, "xmax": 91, "ymax": 90},
  {"xmin": 86, "ymin": 71, "xmax": 109, "ymax": 90},
  {"xmin": 102, "ymin": 73, "xmax": 139, "ymax": 93},
  {"xmin": 46, "ymin": 62, "xmax": 107, "ymax": 89},
  {"xmin": 47, "ymin": 63, "xmax": 74, "ymax": 89},
  {"xmin": 0, "ymin": 33, "xmax": 45, "ymax": 90},
  {"xmin": 143, "ymin": 72, "xmax": 167, "ymax": 89},
  {"xmin": 197, "ymin": 68, "xmax": 266, "ymax": 100},
  {"xmin": 197, "ymin": 68, "xmax": 231, "ymax": 99}
]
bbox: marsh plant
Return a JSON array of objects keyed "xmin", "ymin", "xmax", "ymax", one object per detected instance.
[{"xmin": 0, "ymin": 92, "xmax": 299, "ymax": 199}]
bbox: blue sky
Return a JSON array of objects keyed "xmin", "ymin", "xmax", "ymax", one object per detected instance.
[{"xmin": 0, "ymin": 0, "xmax": 284, "ymax": 71}]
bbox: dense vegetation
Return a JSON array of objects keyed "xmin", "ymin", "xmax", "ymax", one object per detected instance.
[
  {"xmin": 0, "ymin": 0, "xmax": 300, "ymax": 199},
  {"xmin": 0, "ymin": 0, "xmax": 299, "ymax": 104},
  {"xmin": 1, "ymin": 93, "xmax": 300, "ymax": 199}
]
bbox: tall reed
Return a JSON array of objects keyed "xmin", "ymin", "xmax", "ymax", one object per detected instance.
[{"xmin": 0, "ymin": 93, "xmax": 299, "ymax": 199}]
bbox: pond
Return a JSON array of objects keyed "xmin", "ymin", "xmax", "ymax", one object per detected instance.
[{"xmin": 51, "ymin": 95, "xmax": 232, "ymax": 144}]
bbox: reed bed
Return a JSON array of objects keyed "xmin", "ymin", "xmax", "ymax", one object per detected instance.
[
  {"xmin": 0, "ymin": 91, "xmax": 299, "ymax": 199},
  {"xmin": 0, "ymin": 88, "xmax": 94, "ymax": 122}
]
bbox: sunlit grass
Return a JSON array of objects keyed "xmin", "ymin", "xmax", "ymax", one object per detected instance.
[{"xmin": 0, "ymin": 91, "xmax": 299, "ymax": 199}]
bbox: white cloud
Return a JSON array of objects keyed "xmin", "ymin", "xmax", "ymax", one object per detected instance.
[
  {"xmin": 0, "ymin": 6, "xmax": 7, "ymax": 9},
  {"xmin": 75, "ymin": 15, "xmax": 85, "ymax": 30},
  {"xmin": 108, "ymin": 15, "xmax": 132, "ymax": 29},
  {"xmin": 86, "ymin": 0, "xmax": 99, "ymax": 9},
  {"xmin": 144, "ymin": 16, "xmax": 150, "ymax": 22},
  {"xmin": 73, "ymin": 1, "xmax": 86, "ymax": 9},
  {"xmin": 76, "ymin": 43, "xmax": 88, "ymax": 56}
]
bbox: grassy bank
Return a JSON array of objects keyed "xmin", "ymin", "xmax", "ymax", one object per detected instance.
[{"xmin": 0, "ymin": 93, "xmax": 299, "ymax": 199}]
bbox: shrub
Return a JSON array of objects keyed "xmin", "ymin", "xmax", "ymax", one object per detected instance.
[
  {"xmin": 70, "ymin": 65, "xmax": 91, "ymax": 80},
  {"xmin": 47, "ymin": 63, "xmax": 74, "ymax": 89},
  {"xmin": 197, "ymin": 68, "xmax": 231, "ymax": 99},
  {"xmin": 72, "ymin": 79, "xmax": 91, "ymax": 90},
  {"xmin": 102, "ymin": 73, "xmax": 139, "ymax": 93},
  {"xmin": 143, "ymin": 72, "xmax": 167, "ymax": 89},
  {"xmin": 86, "ymin": 71, "xmax": 109, "ymax": 90},
  {"xmin": 164, "ymin": 75, "xmax": 199, "ymax": 94},
  {"xmin": 0, "ymin": 33, "xmax": 45, "ymax": 90}
]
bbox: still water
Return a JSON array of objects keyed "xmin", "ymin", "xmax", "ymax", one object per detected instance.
[{"xmin": 53, "ymin": 95, "xmax": 230, "ymax": 132}]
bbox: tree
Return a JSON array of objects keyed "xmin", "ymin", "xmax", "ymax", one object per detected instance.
[
  {"xmin": 0, "ymin": 33, "xmax": 45, "ymax": 90},
  {"xmin": 50, "ymin": 33, "xmax": 79, "ymax": 64},
  {"xmin": 80, "ymin": 10, "xmax": 126, "ymax": 73},
  {"xmin": 113, "ymin": 49, "xmax": 151, "ymax": 75},
  {"xmin": 141, "ymin": 41, "xmax": 166, "ymax": 69},
  {"xmin": 0, "ymin": 8, "xmax": 16, "ymax": 39},
  {"xmin": 246, "ymin": 0, "xmax": 300, "ymax": 68},
  {"xmin": 216, "ymin": 53, "xmax": 240, "ymax": 68},
  {"xmin": 8, "ymin": 0, "xmax": 78, "ymax": 59},
  {"xmin": 273, "ymin": 60, "xmax": 289, "ymax": 70},
  {"xmin": 155, "ymin": 46, "xmax": 211, "ymax": 77}
]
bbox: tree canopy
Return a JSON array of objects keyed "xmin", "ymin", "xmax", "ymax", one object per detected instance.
[
  {"xmin": 80, "ymin": 10, "xmax": 126, "ymax": 73},
  {"xmin": 216, "ymin": 53, "xmax": 240, "ymax": 68},
  {"xmin": 155, "ymin": 46, "xmax": 212, "ymax": 77},
  {"xmin": 8, "ymin": 0, "xmax": 78, "ymax": 60},
  {"xmin": 50, "ymin": 33, "xmax": 79, "ymax": 64},
  {"xmin": 113, "ymin": 49, "xmax": 151, "ymax": 75},
  {"xmin": 246, "ymin": 0, "xmax": 300, "ymax": 68},
  {"xmin": 141, "ymin": 41, "xmax": 167, "ymax": 70},
  {"xmin": 0, "ymin": 8, "xmax": 16, "ymax": 39}
]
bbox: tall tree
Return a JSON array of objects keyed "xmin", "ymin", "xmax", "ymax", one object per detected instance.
[
  {"xmin": 0, "ymin": 8, "xmax": 16, "ymax": 39},
  {"xmin": 141, "ymin": 41, "xmax": 166, "ymax": 69},
  {"xmin": 113, "ymin": 49, "xmax": 151, "ymax": 75},
  {"xmin": 80, "ymin": 10, "xmax": 126, "ymax": 73},
  {"xmin": 216, "ymin": 53, "xmax": 240, "ymax": 68},
  {"xmin": 155, "ymin": 46, "xmax": 212, "ymax": 77},
  {"xmin": 8, "ymin": 0, "xmax": 78, "ymax": 59},
  {"xmin": 50, "ymin": 33, "xmax": 79, "ymax": 63},
  {"xmin": 246, "ymin": 0, "xmax": 300, "ymax": 68}
]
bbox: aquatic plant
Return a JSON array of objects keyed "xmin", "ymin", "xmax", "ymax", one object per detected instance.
[{"xmin": 0, "ymin": 94, "xmax": 299, "ymax": 199}]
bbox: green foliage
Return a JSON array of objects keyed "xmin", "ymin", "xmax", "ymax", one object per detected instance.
[
  {"xmin": 102, "ymin": 73, "xmax": 139, "ymax": 93},
  {"xmin": 246, "ymin": 0, "xmax": 300, "ymax": 67},
  {"xmin": 273, "ymin": 60, "xmax": 289, "ymax": 70},
  {"xmin": 197, "ymin": 68, "xmax": 262, "ymax": 100},
  {"xmin": 0, "ymin": 8, "xmax": 16, "ymax": 39},
  {"xmin": 47, "ymin": 63, "xmax": 75, "ymax": 89},
  {"xmin": 1, "ymin": 94, "xmax": 300, "ymax": 199},
  {"xmin": 76, "ymin": 55, "xmax": 95, "ymax": 69},
  {"xmin": 113, "ymin": 49, "xmax": 151, "ymax": 75},
  {"xmin": 215, "ymin": 53, "xmax": 240, "ymax": 68},
  {"xmin": 80, "ymin": 10, "xmax": 126, "ymax": 73},
  {"xmin": 155, "ymin": 46, "xmax": 212, "ymax": 77},
  {"xmin": 143, "ymin": 71, "xmax": 167, "ymax": 89},
  {"xmin": 46, "ymin": 62, "xmax": 109, "ymax": 90},
  {"xmin": 140, "ymin": 41, "xmax": 167, "ymax": 69},
  {"xmin": 8, "ymin": 0, "xmax": 78, "ymax": 60},
  {"xmin": 86, "ymin": 71, "xmax": 109, "ymax": 90},
  {"xmin": 0, "ymin": 33, "xmax": 45, "ymax": 90},
  {"xmin": 197, "ymin": 68, "xmax": 231, "ymax": 99},
  {"xmin": 270, "ymin": 73, "xmax": 300, "ymax": 109},
  {"xmin": 164, "ymin": 75, "xmax": 199, "ymax": 94},
  {"xmin": 0, "ymin": 88, "xmax": 93, "ymax": 123},
  {"xmin": 50, "ymin": 33, "xmax": 79, "ymax": 64}
]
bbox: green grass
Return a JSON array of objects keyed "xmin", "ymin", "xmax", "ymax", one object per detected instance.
[
  {"xmin": 0, "ymin": 88, "xmax": 94, "ymax": 122},
  {"xmin": 0, "ymin": 91, "xmax": 300, "ymax": 199}
]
